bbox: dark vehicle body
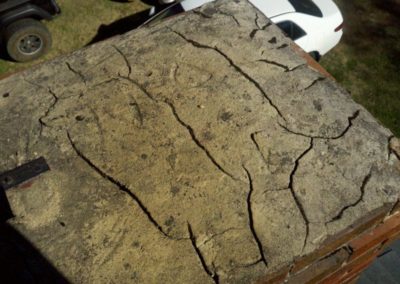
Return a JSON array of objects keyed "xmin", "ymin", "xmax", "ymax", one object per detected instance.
[{"xmin": 0, "ymin": 0, "xmax": 60, "ymax": 62}]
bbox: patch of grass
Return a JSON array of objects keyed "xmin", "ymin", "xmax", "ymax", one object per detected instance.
[
  {"xmin": 0, "ymin": 0, "xmax": 148, "ymax": 75},
  {"xmin": 321, "ymin": 0, "xmax": 400, "ymax": 136}
]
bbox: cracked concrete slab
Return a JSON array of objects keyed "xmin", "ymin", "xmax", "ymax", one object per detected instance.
[{"xmin": 0, "ymin": 0, "xmax": 399, "ymax": 282}]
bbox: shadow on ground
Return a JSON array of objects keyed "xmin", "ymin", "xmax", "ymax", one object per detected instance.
[
  {"xmin": 0, "ymin": 223, "xmax": 69, "ymax": 283},
  {"xmin": 0, "ymin": 165, "xmax": 68, "ymax": 283},
  {"xmin": 89, "ymin": 0, "xmax": 168, "ymax": 45},
  {"xmin": 88, "ymin": 9, "xmax": 152, "ymax": 45}
]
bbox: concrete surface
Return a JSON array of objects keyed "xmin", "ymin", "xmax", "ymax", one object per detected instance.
[{"xmin": 0, "ymin": 0, "xmax": 399, "ymax": 283}]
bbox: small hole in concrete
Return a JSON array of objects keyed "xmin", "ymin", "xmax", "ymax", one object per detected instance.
[
  {"xmin": 2, "ymin": 93, "xmax": 10, "ymax": 98},
  {"xmin": 268, "ymin": 37, "xmax": 277, "ymax": 44},
  {"xmin": 75, "ymin": 115, "xmax": 85, "ymax": 121},
  {"xmin": 59, "ymin": 221, "xmax": 66, "ymax": 227}
]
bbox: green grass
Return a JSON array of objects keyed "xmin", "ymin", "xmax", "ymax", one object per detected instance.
[
  {"xmin": 321, "ymin": 0, "xmax": 400, "ymax": 136},
  {"xmin": 0, "ymin": 0, "xmax": 148, "ymax": 75}
]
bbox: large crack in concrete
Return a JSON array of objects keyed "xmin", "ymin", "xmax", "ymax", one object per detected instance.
[
  {"xmin": 188, "ymin": 223, "xmax": 220, "ymax": 284},
  {"xmin": 257, "ymin": 59, "xmax": 290, "ymax": 72},
  {"xmin": 112, "ymin": 29, "xmax": 360, "ymax": 204},
  {"xmin": 170, "ymin": 28, "xmax": 359, "ymax": 144},
  {"xmin": 303, "ymin": 77, "xmax": 326, "ymax": 91},
  {"xmin": 38, "ymin": 88, "xmax": 58, "ymax": 135},
  {"xmin": 66, "ymin": 131, "xmax": 186, "ymax": 241},
  {"xmin": 111, "ymin": 47, "xmax": 237, "ymax": 180},
  {"xmin": 253, "ymin": 11, "xmax": 262, "ymax": 29},
  {"xmin": 164, "ymin": 99, "xmax": 237, "ymax": 180},
  {"xmin": 112, "ymin": 28, "xmax": 366, "ymax": 260},
  {"xmin": 257, "ymin": 58, "xmax": 304, "ymax": 73},
  {"xmin": 243, "ymin": 166, "xmax": 268, "ymax": 267},
  {"xmin": 65, "ymin": 61, "xmax": 87, "ymax": 85},
  {"xmin": 249, "ymin": 11, "xmax": 272, "ymax": 39},
  {"xmin": 278, "ymin": 110, "xmax": 360, "ymax": 140},
  {"xmin": 389, "ymin": 135, "xmax": 400, "ymax": 161},
  {"xmin": 193, "ymin": 8, "xmax": 240, "ymax": 26},
  {"xmin": 286, "ymin": 63, "xmax": 307, "ymax": 72},
  {"xmin": 23, "ymin": 78, "xmax": 59, "ymax": 136},
  {"xmin": 215, "ymin": 8, "xmax": 241, "ymax": 26},
  {"xmin": 276, "ymin": 43, "xmax": 288, "ymax": 49},
  {"xmin": 112, "ymin": 45, "xmax": 132, "ymax": 76},
  {"xmin": 288, "ymin": 138, "xmax": 314, "ymax": 252},
  {"xmin": 250, "ymin": 131, "xmax": 268, "ymax": 165},
  {"xmin": 169, "ymin": 29, "xmax": 286, "ymax": 121},
  {"xmin": 111, "ymin": 41, "xmax": 272, "ymax": 274},
  {"xmin": 326, "ymin": 170, "xmax": 372, "ymax": 224},
  {"xmin": 118, "ymin": 75, "xmax": 156, "ymax": 102},
  {"xmin": 111, "ymin": 46, "xmax": 158, "ymax": 104}
]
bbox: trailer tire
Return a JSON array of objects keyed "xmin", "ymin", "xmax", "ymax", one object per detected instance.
[{"xmin": 5, "ymin": 18, "xmax": 51, "ymax": 62}]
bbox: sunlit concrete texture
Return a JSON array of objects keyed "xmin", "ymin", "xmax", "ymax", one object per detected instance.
[{"xmin": 1, "ymin": 0, "xmax": 399, "ymax": 283}]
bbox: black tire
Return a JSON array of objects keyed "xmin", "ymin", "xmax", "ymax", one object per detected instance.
[
  {"xmin": 309, "ymin": 51, "xmax": 321, "ymax": 62},
  {"xmin": 4, "ymin": 18, "xmax": 52, "ymax": 62}
]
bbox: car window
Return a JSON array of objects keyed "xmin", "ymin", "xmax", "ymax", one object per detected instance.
[
  {"xmin": 148, "ymin": 3, "xmax": 185, "ymax": 25},
  {"xmin": 288, "ymin": 0, "xmax": 323, "ymax": 17},
  {"xmin": 276, "ymin": 21, "xmax": 306, "ymax": 41}
]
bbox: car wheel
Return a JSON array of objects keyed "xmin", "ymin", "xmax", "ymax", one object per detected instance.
[
  {"xmin": 4, "ymin": 18, "xmax": 52, "ymax": 62},
  {"xmin": 309, "ymin": 51, "xmax": 321, "ymax": 62}
]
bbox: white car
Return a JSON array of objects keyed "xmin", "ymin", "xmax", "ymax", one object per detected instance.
[{"xmin": 148, "ymin": 0, "xmax": 344, "ymax": 60}]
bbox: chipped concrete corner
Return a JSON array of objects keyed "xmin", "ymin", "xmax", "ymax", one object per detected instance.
[{"xmin": 0, "ymin": 0, "xmax": 399, "ymax": 283}]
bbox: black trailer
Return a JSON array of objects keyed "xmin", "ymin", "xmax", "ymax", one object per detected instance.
[{"xmin": 0, "ymin": 0, "xmax": 60, "ymax": 62}]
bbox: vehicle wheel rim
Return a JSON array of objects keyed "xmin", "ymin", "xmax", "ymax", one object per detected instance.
[{"xmin": 18, "ymin": 35, "xmax": 42, "ymax": 55}]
